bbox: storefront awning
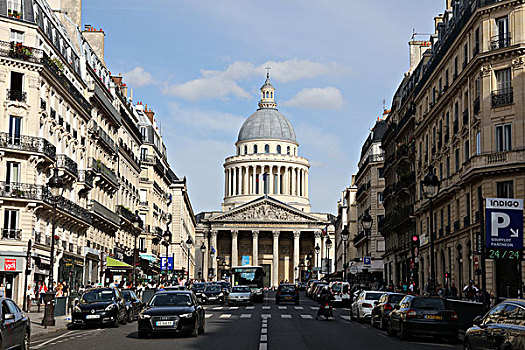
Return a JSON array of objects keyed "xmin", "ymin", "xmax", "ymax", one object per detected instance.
[
  {"xmin": 139, "ymin": 254, "xmax": 157, "ymax": 263},
  {"xmin": 354, "ymin": 260, "xmax": 384, "ymax": 272},
  {"xmin": 106, "ymin": 257, "xmax": 132, "ymax": 268}
]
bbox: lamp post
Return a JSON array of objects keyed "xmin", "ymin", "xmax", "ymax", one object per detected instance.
[
  {"xmin": 314, "ymin": 243, "xmax": 320, "ymax": 279},
  {"xmin": 209, "ymin": 248, "xmax": 215, "ymax": 281},
  {"xmin": 200, "ymin": 242, "xmax": 206, "ymax": 282},
  {"xmin": 162, "ymin": 229, "xmax": 171, "ymax": 284},
  {"xmin": 362, "ymin": 211, "xmax": 373, "ymax": 287},
  {"xmin": 43, "ymin": 167, "xmax": 64, "ymax": 327},
  {"xmin": 131, "ymin": 211, "xmax": 142, "ymax": 289},
  {"xmin": 299, "ymin": 261, "xmax": 305, "ymax": 282},
  {"xmin": 341, "ymin": 225, "xmax": 350, "ymax": 281},
  {"xmin": 325, "ymin": 236, "xmax": 332, "ymax": 280},
  {"xmin": 423, "ymin": 168, "xmax": 440, "ymax": 295},
  {"xmin": 185, "ymin": 236, "xmax": 193, "ymax": 285}
]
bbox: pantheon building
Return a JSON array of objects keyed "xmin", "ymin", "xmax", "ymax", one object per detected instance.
[{"xmin": 196, "ymin": 75, "xmax": 334, "ymax": 287}]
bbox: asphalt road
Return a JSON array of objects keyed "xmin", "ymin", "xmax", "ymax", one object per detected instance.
[{"xmin": 31, "ymin": 291, "xmax": 463, "ymax": 350}]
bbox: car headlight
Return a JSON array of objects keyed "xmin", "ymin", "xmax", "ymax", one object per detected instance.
[
  {"xmin": 139, "ymin": 313, "xmax": 151, "ymax": 320},
  {"xmin": 105, "ymin": 304, "xmax": 116, "ymax": 312},
  {"xmin": 196, "ymin": 292, "xmax": 202, "ymax": 296},
  {"xmin": 73, "ymin": 306, "xmax": 81, "ymax": 313},
  {"xmin": 179, "ymin": 313, "xmax": 193, "ymax": 318},
  {"xmin": 219, "ymin": 293, "xmax": 223, "ymax": 297}
]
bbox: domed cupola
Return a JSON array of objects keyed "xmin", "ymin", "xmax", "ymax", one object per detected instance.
[{"xmin": 259, "ymin": 72, "xmax": 277, "ymax": 109}]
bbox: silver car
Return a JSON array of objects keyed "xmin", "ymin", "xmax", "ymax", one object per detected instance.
[{"xmin": 227, "ymin": 286, "xmax": 253, "ymax": 305}]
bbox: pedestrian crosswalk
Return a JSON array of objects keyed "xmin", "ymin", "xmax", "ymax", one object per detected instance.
[{"xmin": 204, "ymin": 313, "xmax": 318, "ymax": 320}]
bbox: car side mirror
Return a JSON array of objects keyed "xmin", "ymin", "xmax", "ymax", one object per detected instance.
[
  {"xmin": 473, "ymin": 315, "xmax": 483, "ymax": 326},
  {"xmin": 394, "ymin": 304, "xmax": 400, "ymax": 310},
  {"xmin": 4, "ymin": 313, "xmax": 14, "ymax": 321}
]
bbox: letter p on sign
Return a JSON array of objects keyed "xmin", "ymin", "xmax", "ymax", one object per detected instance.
[{"xmin": 491, "ymin": 212, "xmax": 511, "ymax": 237}]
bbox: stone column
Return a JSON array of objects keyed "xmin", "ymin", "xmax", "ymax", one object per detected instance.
[
  {"xmin": 269, "ymin": 165, "xmax": 273, "ymax": 195},
  {"xmin": 305, "ymin": 170, "xmax": 309, "ymax": 198},
  {"xmin": 231, "ymin": 230, "xmax": 239, "ymax": 267},
  {"xmin": 211, "ymin": 230, "xmax": 218, "ymax": 281},
  {"xmin": 277, "ymin": 166, "xmax": 281, "ymax": 195},
  {"xmin": 232, "ymin": 167, "xmax": 237, "ymax": 196},
  {"xmin": 285, "ymin": 167, "xmax": 290, "ymax": 195},
  {"xmin": 227, "ymin": 168, "xmax": 232, "ymax": 197},
  {"xmin": 293, "ymin": 230, "xmax": 301, "ymax": 281},
  {"xmin": 244, "ymin": 166, "xmax": 248, "ymax": 195},
  {"xmin": 272, "ymin": 231, "xmax": 280, "ymax": 287},
  {"xmin": 224, "ymin": 170, "xmax": 228, "ymax": 197},
  {"xmin": 252, "ymin": 230, "xmax": 259, "ymax": 265}
]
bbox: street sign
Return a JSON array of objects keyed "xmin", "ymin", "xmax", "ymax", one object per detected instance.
[
  {"xmin": 321, "ymin": 258, "xmax": 331, "ymax": 274},
  {"xmin": 349, "ymin": 265, "xmax": 358, "ymax": 275},
  {"xmin": 474, "ymin": 257, "xmax": 479, "ymax": 270},
  {"xmin": 241, "ymin": 255, "xmax": 250, "ymax": 266},
  {"xmin": 363, "ymin": 256, "xmax": 371, "ymax": 266},
  {"xmin": 485, "ymin": 198, "xmax": 523, "ymax": 260},
  {"xmin": 160, "ymin": 257, "xmax": 174, "ymax": 270}
]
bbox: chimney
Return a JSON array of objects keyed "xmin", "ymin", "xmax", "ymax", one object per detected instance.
[
  {"xmin": 144, "ymin": 105, "xmax": 155, "ymax": 124},
  {"xmin": 47, "ymin": 0, "xmax": 82, "ymax": 28},
  {"xmin": 408, "ymin": 40, "xmax": 431, "ymax": 73},
  {"xmin": 82, "ymin": 25, "xmax": 106, "ymax": 66}
]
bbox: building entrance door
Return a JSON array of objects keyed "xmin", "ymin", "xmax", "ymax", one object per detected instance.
[
  {"xmin": 262, "ymin": 264, "xmax": 271, "ymax": 288},
  {"xmin": 0, "ymin": 273, "xmax": 15, "ymax": 299},
  {"xmin": 495, "ymin": 259, "xmax": 520, "ymax": 300}
]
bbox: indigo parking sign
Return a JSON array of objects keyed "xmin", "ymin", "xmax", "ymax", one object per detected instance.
[{"xmin": 485, "ymin": 198, "xmax": 523, "ymax": 251}]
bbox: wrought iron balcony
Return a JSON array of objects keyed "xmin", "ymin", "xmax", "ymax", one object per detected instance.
[
  {"xmin": 7, "ymin": 89, "xmax": 26, "ymax": 102},
  {"xmin": 89, "ymin": 200, "xmax": 120, "ymax": 226},
  {"xmin": 491, "ymin": 88, "xmax": 513, "ymax": 108},
  {"xmin": 117, "ymin": 205, "xmax": 135, "ymax": 223},
  {"xmin": 139, "ymin": 201, "xmax": 149, "ymax": 206},
  {"xmin": 55, "ymin": 196, "xmax": 92, "ymax": 224},
  {"xmin": 0, "ymin": 40, "xmax": 42, "ymax": 63},
  {"xmin": 57, "ymin": 154, "xmax": 78, "ymax": 177},
  {"xmin": 90, "ymin": 158, "xmax": 118, "ymax": 187},
  {"xmin": 78, "ymin": 170, "xmax": 94, "ymax": 188},
  {"xmin": 2, "ymin": 229, "xmax": 21, "ymax": 240},
  {"xmin": 490, "ymin": 33, "xmax": 511, "ymax": 50},
  {"xmin": 0, "ymin": 133, "xmax": 56, "ymax": 160}
]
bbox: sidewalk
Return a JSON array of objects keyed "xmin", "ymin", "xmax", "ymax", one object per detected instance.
[{"xmin": 26, "ymin": 304, "xmax": 72, "ymax": 340}]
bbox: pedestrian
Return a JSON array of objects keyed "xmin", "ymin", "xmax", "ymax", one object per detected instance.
[
  {"xmin": 39, "ymin": 282, "xmax": 47, "ymax": 303},
  {"xmin": 26, "ymin": 285, "xmax": 35, "ymax": 311},
  {"xmin": 0, "ymin": 283, "xmax": 5, "ymax": 298},
  {"xmin": 463, "ymin": 280, "xmax": 478, "ymax": 301}
]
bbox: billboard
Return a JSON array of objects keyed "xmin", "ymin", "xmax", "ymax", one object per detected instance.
[{"xmin": 485, "ymin": 198, "xmax": 523, "ymax": 260}]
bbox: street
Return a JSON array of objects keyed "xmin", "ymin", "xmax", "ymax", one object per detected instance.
[{"xmin": 31, "ymin": 292, "xmax": 462, "ymax": 350}]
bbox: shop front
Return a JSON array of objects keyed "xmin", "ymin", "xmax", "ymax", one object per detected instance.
[
  {"xmin": 0, "ymin": 256, "xmax": 24, "ymax": 304},
  {"xmin": 57, "ymin": 254, "xmax": 84, "ymax": 292},
  {"xmin": 83, "ymin": 247, "xmax": 100, "ymax": 285},
  {"xmin": 32, "ymin": 254, "xmax": 51, "ymax": 286},
  {"xmin": 105, "ymin": 257, "xmax": 132, "ymax": 286}
]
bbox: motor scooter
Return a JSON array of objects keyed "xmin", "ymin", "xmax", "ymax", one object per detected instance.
[{"xmin": 315, "ymin": 301, "xmax": 333, "ymax": 320}]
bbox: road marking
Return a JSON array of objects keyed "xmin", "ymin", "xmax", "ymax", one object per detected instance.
[
  {"xmin": 340, "ymin": 315, "xmax": 351, "ymax": 321},
  {"xmin": 278, "ymin": 306, "xmax": 287, "ymax": 310},
  {"xmin": 411, "ymin": 343, "xmax": 454, "ymax": 348},
  {"xmin": 246, "ymin": 306, "xmax": 255, "ymax": 310},
  {"xmin": 213, "ymin": 306, "xmax": 223, "ymax": 310},
  {"xmin": 259, "ymin": 343, "xmax": 268, "ymax": 350},
  {"xmin": 343, "ymin": 308, "xmax": 350, "ymax": 311},
  {"xmin": 229, "ymin": 306, "xmax": 239, "ymax": 310},
  {"xmin": 281, "ymin": 314, "xmax": 292, "ymax": 319},
  {"xmin": 260, "ymin": 335, "xmax": 268, "ymax": 341},
  {"xmin": 310, "ymin": 306, "xmax": 319, "ymax": 310},
  {"xmin": 294, "ymin": 306, "xmax": 304, "ymax": 310},
  {"xmin": 32, "ymin": 331, "xmax": 74, "ymax": 349},
  {"xmin": 240, "ymin": 314, "xmax": 252, "ymax": 318},
  {"xmin": 262, "ymin": 306, "xmax": 270, "ymax": 310},
  {"xmin": 261, "ymin": 314, "xmax": 271, "ymax": 319},
  {"xmin": 301, "ymin": 314, "xmax": 313, "ymax": 319},
  {"xmin": 205, "ymin": 314, "xmax": 213, "ymax": 318},
  {"xmin": 220, "ymin": 314, "xmax": 231, "ymax": 318},
  {"xmin": 261, "ymin": 328, "xmax": 267, "ymax": 334}
]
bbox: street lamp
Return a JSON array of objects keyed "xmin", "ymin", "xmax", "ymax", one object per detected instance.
[
  {"xmin": 132, "ymin": 211, "xmax": 143, "ymax": 288},
  {"xmin": 325, "ymin": 236, "xmax": 332, "ymax": 278},
  {"xmin": 362, "ymin": 211, "xmax": 373, "ymax": 256},
  {"xmin": 314, "ymin": 243, "xmax": 320, "ymax": 278},
  {"xmin": 200, "ymin": 242, "xmax": 206, "ymax": 281},
  {"xmin": 185, "ymin": 236, "xmax": 193, "ymax": 285},
  {"xmin": 43, "ymin": 167, "xmax": 64, "ymax": 327},
  {"xmin": 341, "ymin": 225, "xmax": 350, "ymax": 281},
  {"xmin": 162, "ymin": 228, "xmax": 171, "ymax": 283},
  {"xmin": 423, "ymin": 168, "xmax": 440, "ymax": 295}
]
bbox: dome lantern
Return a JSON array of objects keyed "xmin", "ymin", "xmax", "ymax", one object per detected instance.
[{"xmin": 258, "ymin": 68, "xmax": 277, "ymax": 109}]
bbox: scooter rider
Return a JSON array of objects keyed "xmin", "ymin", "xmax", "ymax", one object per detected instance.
[{"xmin": 316, "ymin": 286, "xmax": 334, "ymax": 320}]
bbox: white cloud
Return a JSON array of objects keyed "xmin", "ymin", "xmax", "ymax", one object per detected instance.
[
  {"xmin": 162, "ymin": 59, "xmax": 348, "ymax": 101},
  {"xmin": 167, "ymin": 103, "xmax": 244, "ymax": 134},
  {"xmin": 123, "ymin": 66, "xmax": 155, "ymax": 87},
  {"xmin": 282, "ymin": 87, "xmax": 344, "ymax": 110}
]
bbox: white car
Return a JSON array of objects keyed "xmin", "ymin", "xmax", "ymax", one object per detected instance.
[
  {"xmin": 228, "ymin": 285, "xmax": 253, "ymax": 305},
  {"xmin": 350, "ymin": 291, "xmax": 385, "ymax": 322},
  {"xmin": 329, "ymin": 281, "xmax": 351, "ymax": 305}
]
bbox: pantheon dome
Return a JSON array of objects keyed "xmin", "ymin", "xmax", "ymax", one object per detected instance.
[{"xmin": 237, "ymin": 109, "xmax": 296, "ymax": 142}]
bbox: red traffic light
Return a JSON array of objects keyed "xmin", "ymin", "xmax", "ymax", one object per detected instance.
[{"xmin": 412, "ymin": 235, "xmax": 419, "ymax": 242}]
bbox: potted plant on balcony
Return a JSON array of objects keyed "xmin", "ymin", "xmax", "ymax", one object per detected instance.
[
  {"xmin": 12, "ymin": 188, "xmax": 25, "ymax": 197},
  {"xmin": 8, "ymin": 10, "xmax": 22, "ymax": 19},
  {"xmin": 10, "ymin": 42, "xmax": 33, "ymax": 60}
]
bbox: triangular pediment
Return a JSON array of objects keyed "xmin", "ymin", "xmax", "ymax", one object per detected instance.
[{"xmin": 211, "ymin": 196, "xmax": 323, "ymax": 224}]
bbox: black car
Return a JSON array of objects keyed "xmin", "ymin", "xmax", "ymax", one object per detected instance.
[
  {"xmin": 191, "ymin": 283, "xmax": 206, "ymax": 300},
  {"xmin": 387, "ymin": 296, "xmax": 459, "ymax": 343},
  {"xmin": 138, "ymin": 291, "xmax": 205, "ymax": 338},
  {"xmin": 464, "ymin": 299, "xmax": 525, "ymax": 350},
  {"xmin": 371, "ymin": 293, "xmax": 405, "ymax": 329},
  {"xmin": 120, "ymin": 289, "xmax": 143, "ymax": 322},
  {"xmin": 276, "ymin": 284, "xmax": 299, "ymax": 305},
  {"xmin": 201, "ymin": 285, "xmax": 225, "ymax": 304},
  {"xmin": 0, "ymin": 298, "xmax": 30, "ymax": 350},
  {"xmin": 217, "ymin": 281, "xmax": 231, "ymax": 295},
  {"xmin": 73, "ymin": 288, "xmax": 127, "ymax": 328}
]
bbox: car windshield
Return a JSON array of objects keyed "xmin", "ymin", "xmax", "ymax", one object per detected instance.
[
  {"xmin": 365, "ymin": 293, "xmax": 384, "ymax": 300},
  {"xmin": 332, "ymin": 284, "xmax": 342, "ymax": 292},
  {"xmin": 192, "ymin": 283, "xmax": 205, "ymax": 289},
  {"xmin": 81, "ymin": 290, "xmax": 115, "ymax": 304},
  {"xmin": 219, "ymin": 282, "xmax": 230, "ymax": 288},
  {"xmin": 389, "ymin": 294, "xmax": 405, "ymax": 303},
  {"xmin": 280, "ymin": 285, "xmax": 296, "ymax": 293},
  {"xmin": 205, "ymin": 285, "xmax": 221, "ymax": 292},
  {"xmin": 412, "ymin": 298, "xmax": 446, "ymax": 309},
  {"xmin": 121, "ymin": 291, "xmax": 132, "ymax": 301},
  {"xmin": 149, "ymin": 293, "xmax": 193, "ymax": 307},
  {"xmin": 232, "ymin": 287, "xmax": 250, "ymax": 293}
]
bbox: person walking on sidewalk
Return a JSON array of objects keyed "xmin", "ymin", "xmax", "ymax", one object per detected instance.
[{"xmin": 0, "ymin": 284, "xmax": 5, "ymax": 298}]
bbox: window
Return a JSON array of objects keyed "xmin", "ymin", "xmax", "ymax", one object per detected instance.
[
  {"xmin": 497, "ymin": 181, "xmax": 513, "ymax": 198},
  {"xmin": 446, "ymin": 157, "xmax": 450, "ymax": 178},
  {"xmin": 253, "ymin": 145, "xmax": 258, "ymax": 154},
  {"xmin": 496, "ymin": 69, "xmax": 512, "ymax": 91},
  {"xmin": 377, "ymin": 167, "xmax": 384, "ymax": 178},
  {"xmin": 455, "ymin": 148, "xmax": 460, "ymax": 172},
  {"xmin": 447, "ymin": 204, "xmax": 451, "ymax": 232},
  {"xmin": 8, "ymin": 116, "xmax": 21, "ymax": 144},
  {"xmin": 264, "ymin": 144, "xmax": 270, "ymax": 154},
  {"xmin": 439, "ymin": 163, "xmax": 443, "ymax": 180},
  {"xmin": 476, "ymin": 131, "xmax": 481, "ymax": 155},
  {"xmin": 454, "ymin": 57, "xmax": 458, "ymax": 78},
  {"xmin": 138, "ymin": 238, "xmax": 146, "ymax": 252},
  {"xmin": 494, "ymin": 16, "xmax": 509, "ymax": 49},
  {"xmin": 286, "ymin": 146, "xmax": 290, "ymax": 155},
  {"xmin": 464, "ymin": 140, "xmax": 470, "ymax": 161},
  {"xmin": 9, "ymin": 72, "xmax": 24, "ymax": 101},
  {"xmin": 377, "ymin": 192, "xmax": 383, "ymax": 204},
  {"xmin": 139, "ymin": 189, "xmax": 147, "ymax": 203},
  {"xmin": 3, "ymin": 209, "xmax": 19, "ymax": 239},
  {"xmin": 6, "ymin": 162, "xmax": 20, "ymax": 184},
  {"xmin": 9, "ymin": 30, "xmax": 24, "ymax": 44},
  {"xmin": 244, "ymin": 145, "xmax": 248, "ymax": 155},
  {"xmin": 7, "ymin": 0, "xmax": 22, "ymax": 17},
  {"xmin": 463, "ymin": 43, "xmax": 468, "ymax": 67},
  {"xmin": 276, "ymin": 145, "xmax": 281, "ymax": 154},
  {"xmin": 140, "ymin": 148, "xmax": 147, "ymax": 161},
  {"xmin": 445, "ymin": 69, "xmax": 449, "ymax": 86},
  {"xmin": 474, "ymin": 28, "xmax": 480, "ymax": 53},
  {"xmin": 495, "ymin": 123, "xmax": 512, "ymax": 152}
]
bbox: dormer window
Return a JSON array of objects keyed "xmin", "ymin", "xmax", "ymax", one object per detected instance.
[{"xmin": 265, "ymin": 144, "xmax": 270, "ymax": 153}]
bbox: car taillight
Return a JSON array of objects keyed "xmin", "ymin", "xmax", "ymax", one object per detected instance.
[
  {"xmin": 362, "ymin": 303, "xmax": 372, "ymax": 308},
  {"xmin": 295, "ymin": 290, "xmax": 298, "ymax": 295},
  {"xmin": 384, "ymin": 303, "xmax": 392, "ymax": 311},
  {"xmin": 451, "ymin": 312, "xmax": 458, "ymax": 320},
  {"xmin": 277, "ymin": 291, "xmax": 281, "ymax": 295},
  {"xmin": 406, "ymin": 309, "xmax": 417, "ymax": 318}
]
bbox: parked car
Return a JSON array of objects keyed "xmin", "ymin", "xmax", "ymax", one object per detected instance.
[
  {"xmin": 138, "ymin": 291, "xmax": 205, "ymax": 338},
  {"xmin": 464, "ymin": 299, "xmax": 525, "ymax": 350},
  {"xmin": 296, "ymin": 281, "xmax": 307, "ymax": 291},
  {"xmin": 370, "ymin": 293, "xmax": 405, "ymax": 329},
  {"xmin": 313, "ymin": 283, "xmax": 328, "ymax": 302},
  {"xmin": 191, "ymin": 283, "xmax": 206, "ymax": 300},
  {"xmin": 0, "ymin": 298, "xmax": 30, "ymax": 350},
  {"xmin": 387, "ymin": 296, "xmax": 459, "ymax": 343},
  {"xmin": 73, "ymin": 288, "xmax": 127, "ymax": 328},
  {"xmin": 120, "ymin": 289, "xmax": 143, "ymax": 322},
  {"xmin": 228, "ymin": 286, "xmax": 253, "ymax": 305},
  {"xmin": 306, "ymin": 280, "xmax": 322, "ymax": 298},
  {"xmin": 329, "ymin": 281, "xmax": 351, "ymax": 305},
  {"xmin": 276, "ymin": 283, "xmax": 299, "ymax": 305},
  {"xmin": 201, "ymin": 284, "xmax": 225, "ymax": 304},
  {"xmin": 350, "ymin": 291, "xmax": 384, "ymax": 323}
]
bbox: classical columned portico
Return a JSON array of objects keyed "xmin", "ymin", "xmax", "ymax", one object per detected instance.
[
  {"xmin": 252, "ymin": 230, "xmax": 259, "ymax": 265},
  {"xmin": 272, "ymin": 231, "xmax": 280, "ymax": 287}
]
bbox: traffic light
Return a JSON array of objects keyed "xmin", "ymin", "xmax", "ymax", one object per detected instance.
[
  {"xmin": 445, "ymin": 272, "xmax": 450, "ymax": 279},
  {"xmin": 411, "ymin": 234, "xmax": 419, "ymax": 247}
]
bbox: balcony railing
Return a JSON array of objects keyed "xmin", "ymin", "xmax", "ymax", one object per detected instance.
[
  {"xmin": 90, "ymin": 200, "xmax": 120, "ymax": 226},
  {"xmin": 90, "ymin": 158, "xmax": 118, "ymax": 187},
  {"xmin": 56, "ymin": 196, "xmax": 92, "ymax": 224},
  {"xmin": 490, "ymin": 33, "xmax": 511, "ymax": 50},
  {"xmin": 139, "ymin": 201, "xmax": 149, "ymax": 206},
  {"xmin": 7, "ymin": 89, "xmax": 26, "ymax": 102},
  {"xmin": 57, "ymin": 154, "xmax": 78, "ymax": 176},
  {"xmin": 2, "ymin": 229, "xmax": 21, "ymax": 240},
  {"xmin": 89, "ymin": 120, "xmax": 117, "ymax": 153},
  {"xmin": 491, "ymin": 88, "xmax": 513, "ymax": 108},
  {"xmin": 78, "ymin": 170, "xmax": 94, "ymax": 188},
  {"xmin": 0, "ymin": 133, "xmax": 56, "ymax": 159},
  {"xmin": 0, "ymin": 40, "xmax": 42, "ymax": 63},
  {"xmin": 117, "ymin": 205, "xmax": 135, "ymax": 223}
]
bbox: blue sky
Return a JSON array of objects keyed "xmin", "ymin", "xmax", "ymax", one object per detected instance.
[{"xmin": 83, "ymin": 0, "xmax": 445, "ymax": 214}]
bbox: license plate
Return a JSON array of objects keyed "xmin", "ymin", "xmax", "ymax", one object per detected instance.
[
  {"xmin": 334, "ymin": 296, "xmax": 342, "ymax": 301},
  {"xmin": 86, "ymin": 315, "xmax": 100, "ymax": 319},
  {"xmin": 284, "ymin": 296, "xmax": 292, "ymax": 299},
  {"xmin": 156, "ymin": 321, "xmax": 174, "ymax": 326},
  {"xmin": 424, "ymin": 315, "xmax": 443, "ymax": 320}
]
